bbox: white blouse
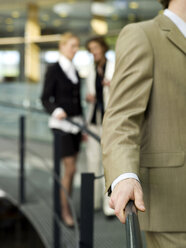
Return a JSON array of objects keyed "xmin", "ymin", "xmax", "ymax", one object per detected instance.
[
  {"xmin": 58, "ymin": 54, "xmax": 78, "ymax": 84},
  {"xmin": 48, "ymin": 54, "xmax": 83, "ymax": 134}
]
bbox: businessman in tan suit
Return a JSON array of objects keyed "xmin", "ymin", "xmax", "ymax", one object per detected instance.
[{"xmin": 101, "ymin": 0, "xmax": 186, "ymax": 247}]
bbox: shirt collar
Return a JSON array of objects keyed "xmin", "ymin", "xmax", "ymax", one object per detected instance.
[
  {"xmin": 164, "ymin": 9, "xmax": 186, "ymax": 37},
  {"xmin": 58, "ymin": 53, "xmax": 73, "ymax": 71},
  {"xmin": 58, "ymin": 53, "xmax": 78, "ymax": 84}
]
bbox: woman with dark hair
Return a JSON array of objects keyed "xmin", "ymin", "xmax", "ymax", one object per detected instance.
[
  {"xmin": 85, "ymin": 36, "xmax": 115, "ymax": 216},
  {"xmin": 159, "ymin": 0, "xmax": 170, "ymax": 9},
  {"xmin": 41, "ymin": 32, "xmax": 83, "ymax": 227}
]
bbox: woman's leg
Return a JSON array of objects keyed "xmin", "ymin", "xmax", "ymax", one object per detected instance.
[
  {"xmin": 60, "ymin": 154, "xmax": 77, "ymax": 226},
  {"xmin": 86, "ymin": 125, "xmax": 102, "ymax": 210}
]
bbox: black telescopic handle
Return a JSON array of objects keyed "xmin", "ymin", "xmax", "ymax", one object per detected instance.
[
  {"xmin": 125, "ymin": 200, "xmax": 143, "ymax": 248},
  {"xmin": 66, "ymin": 117, "xmax": 100, "ymax": 143}
]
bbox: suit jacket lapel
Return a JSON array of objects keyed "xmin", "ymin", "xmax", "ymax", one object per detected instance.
[{"xmin": 156, "ymin": 14, "xmax": 186, "ymax": 55}]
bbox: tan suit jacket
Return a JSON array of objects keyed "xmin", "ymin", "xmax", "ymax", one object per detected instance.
[{"xmin": 101, "ymin": 14, "xmax": 186, "ymax": 232}]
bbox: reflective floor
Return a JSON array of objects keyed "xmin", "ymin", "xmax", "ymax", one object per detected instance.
[
  {"xmin": 0, "ymin": 81, "xmax": 87, "ymax": 143},
  {"xmin": 0, "ymin": 82, "xmax": 51, "ymax": 142},
  {"xmin": 0, "ymin": 82, "xmax": 146, "ymax": 248},
  {"xmin": 0, "ymin": 198, "xmax": 44, "ymax": 248}
]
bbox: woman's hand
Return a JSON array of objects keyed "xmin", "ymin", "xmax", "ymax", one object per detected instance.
[
  {"xmin": 81, "ymin": 132, "xmax": 88, "ymax": 142},
  {"xmin": 102, "ymin": 79, "xmax": 110, "ymax": 87},
  {"xmin": 55, "ymin": 110, "xmax": 67, "ymax": 120},
  {"xmin": 86, "ymin": 94, "xmax": 96, "ymax": 103}
]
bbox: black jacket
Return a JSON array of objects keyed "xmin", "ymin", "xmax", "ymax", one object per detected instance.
[{"xmin": 41, "ymin": 62, "xmax": 82, "ymax": 117}]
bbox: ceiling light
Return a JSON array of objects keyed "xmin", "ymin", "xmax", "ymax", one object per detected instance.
[
  {"xmin": 12, "ymin": 11, "xmax": 20, "ymax": 18},
  {"xmin": 91, "ymin": 3, "xmax": 114, "ymax": 17},
  {"xmin": 5, "ymin": 18, "xmax": 13, "ymax": 25},
  {"xmin": 128, "ymin": 13, "xmax": 136, "ymax": 21},
  {"xmin": 91, "ymin": 18, "xmax": 108, "ymax": 35},
  {"xmin": 54, "ymin": 2, "xmax": 90, "ymax": 19},
  {"xmin": 114, "ymin": 1, "xmax": 127, "ymax": 9},
  {"xmin": 59, "ymin": 12, "xmax": 68, "ymax": 18},
  {"xmin": 53, "ymin": 3, "xmax": 72, "ymax": 17},
  {"xmin": 41, "ymin": 14, "xmax": 49, "ymax": 21},
  {"xmin": 129, "ymin": 2, "xmax": 139, "ymax": 9},
  {"xmin": 53, "ymin": 19, "xmax": 62, "ymax": 27}
]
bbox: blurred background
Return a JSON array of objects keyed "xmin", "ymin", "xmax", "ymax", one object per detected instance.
[
  {"xmin": 0, "ymin": 0, "xmax": 161, "ymax": 247},
  {"xmin": 0, "ymin": 0, "xmax": 162, "ymax": 141}
]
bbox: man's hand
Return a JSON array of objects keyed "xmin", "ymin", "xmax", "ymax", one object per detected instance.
[{"xmin": 109, "ymin": 178, "xmax": 145, "ymax": 223}]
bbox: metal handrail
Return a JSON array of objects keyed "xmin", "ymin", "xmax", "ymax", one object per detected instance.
[
  {"xmin": 0, "ymin": 133, "xmax": 79, "ymax": 248},
  {"xmin": 0, "ymin": 100, "xmax": 143, "ymax": 247},
  {"xmin": 125, "ymin": 201, "xmax": 143, "ymax": 248},
  {"xmin": 0, "ymin": 100, "xmax": 101, "ymax": 142},
  {"xmin": 0, "ymin": 156, "xmax": 78, "ymax": 247},
  {"xmin": 0, "ymin": 100, "xmax": 104, "ymax": 180}
]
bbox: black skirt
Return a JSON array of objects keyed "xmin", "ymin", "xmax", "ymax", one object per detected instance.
[{"xmin": 52, "ymin": 129, "xmax": 82, "ymax": 158}]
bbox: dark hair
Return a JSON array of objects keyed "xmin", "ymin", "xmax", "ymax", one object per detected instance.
[
  {"xmin": 159, "ymin": 0, "xmax": 170, "ymax": 9},
  {"xmin": 86, "ymin": 36, "xmax": 109, "ymax": 53}
]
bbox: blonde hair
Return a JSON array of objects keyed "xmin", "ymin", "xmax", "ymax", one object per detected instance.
[{"xmin": 59, "ymin": 32, "xmax": 79, "ymax": 47}]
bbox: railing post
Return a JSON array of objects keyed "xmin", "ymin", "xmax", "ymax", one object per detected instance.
[
  {"xmin": 53, "ymin": 131, "xmax": 61, "ymax": 248},
  {"xmin": 19, "ymin": 115, "xmax": 26, "ymax": 204},
  {"xmin": 80, "ymin": 173, "xmax": 94, "ymax": 248}
]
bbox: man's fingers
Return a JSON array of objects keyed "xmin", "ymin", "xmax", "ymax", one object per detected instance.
[
  {"xmin": 109, "ymin": 195, "xmax": 126, "ymax": 223},
  {"xmin": 112, "ymin": 191, "xmax": 130, "ymax": 224},
  {"xmin": 134, "ymin": 186, "xmax": 145, "ymax": 212},
  {"xmin": 108, "ymin": 179, "xmax": 145, "ymax": 224},
  {"xmin": 109, "ymin": 197, "xmax": 114, "ymax": 209},
  {"xmin": 114, "ymin": 204, "xmax": 126, "ymax": 224}
]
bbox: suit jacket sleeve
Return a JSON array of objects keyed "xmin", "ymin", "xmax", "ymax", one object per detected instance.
[
  {"xmin": 41, "ymin": 65, "xmax": 58, "ymax": 114},
  {"xmin": 101, "ymin": 23, "xmax": 154, "ymax": 192}
]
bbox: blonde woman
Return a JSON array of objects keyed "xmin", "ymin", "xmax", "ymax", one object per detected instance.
[{"xmin": 41, "ymin": 32, "xmax": 82, "ymax": 227}]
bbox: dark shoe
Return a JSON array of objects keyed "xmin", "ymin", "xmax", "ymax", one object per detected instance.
[{"xmin": 61, "ymin": 214, "xmax": 75, "ymax": 228}]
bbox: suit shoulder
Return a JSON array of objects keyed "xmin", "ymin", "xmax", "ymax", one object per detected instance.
[
  {"xmin": 117, "ymin": 18, "xmax": 158, "ymax": 49},
  {"xmin": 138, "ymin": 18, "xmax": 158, "ymax": 34},
  {"xmin": 120, "ymin": 18, "xmax": 156, "ymax": 36}
]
